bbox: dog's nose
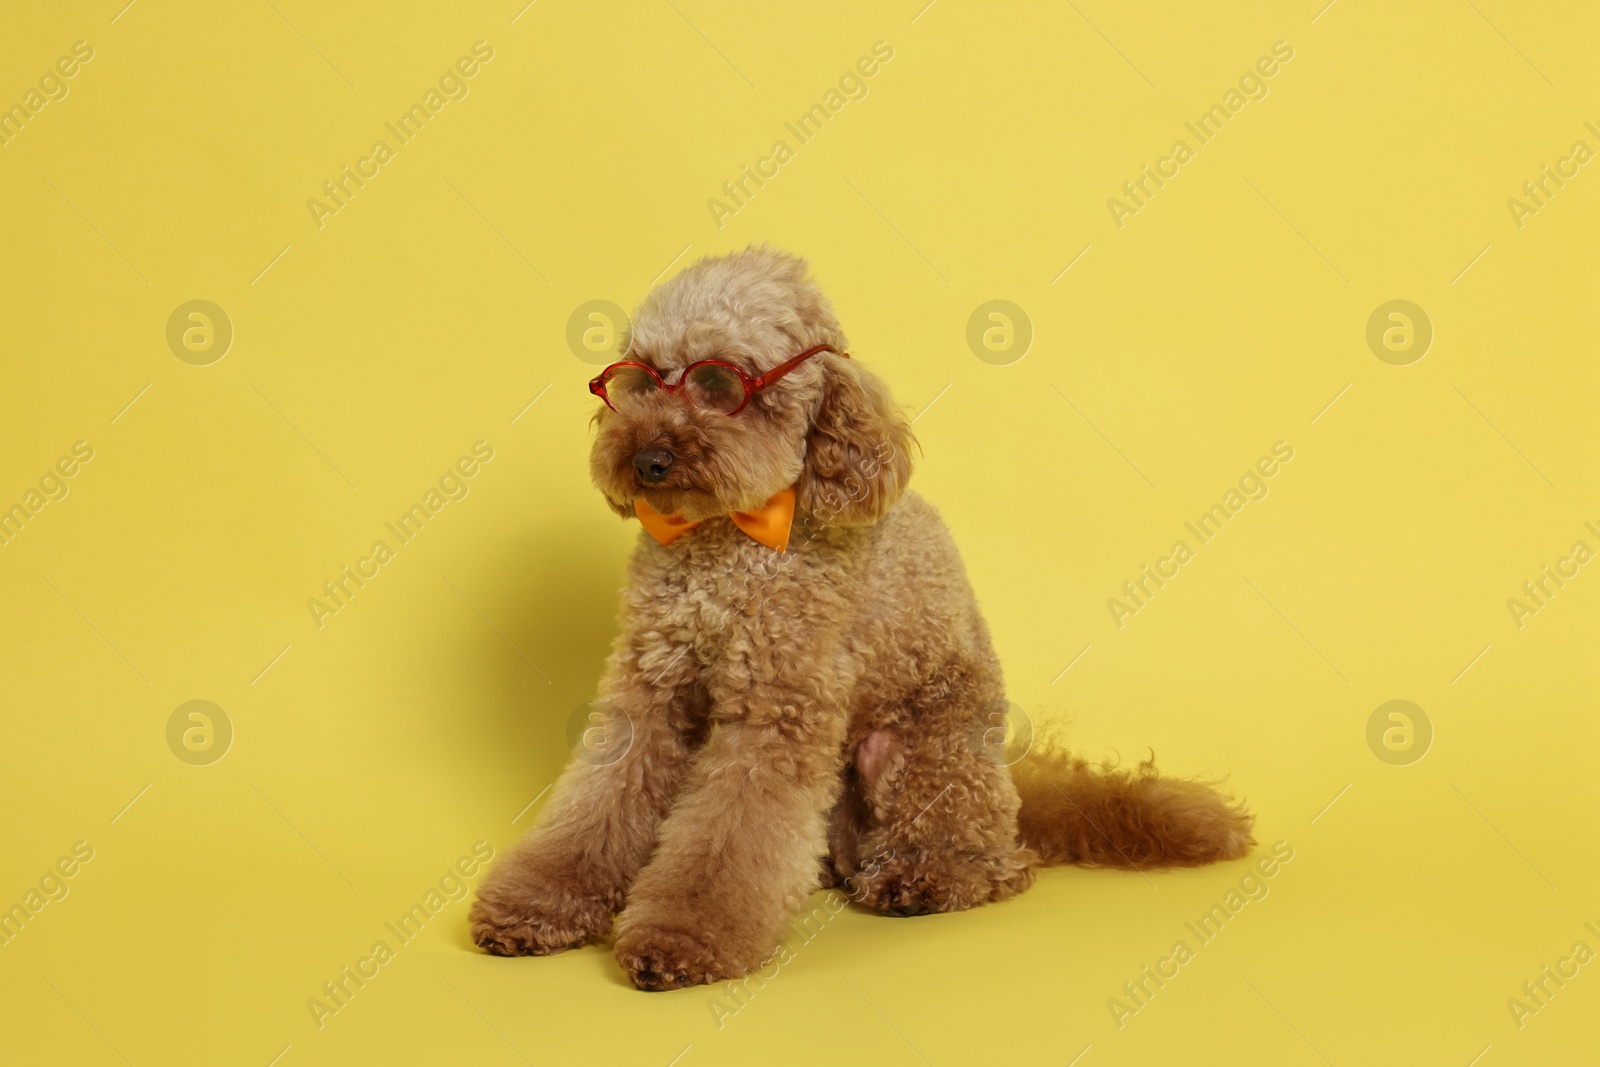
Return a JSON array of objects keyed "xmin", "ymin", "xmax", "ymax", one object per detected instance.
[{"xmin": 632, "ymin": 448, "xmax": 674, "ymax": 484}]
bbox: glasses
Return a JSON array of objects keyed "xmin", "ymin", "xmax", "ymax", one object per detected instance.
[{"xmin": 589, "ymin": 343, "xmax": 846, "ymax": 416}]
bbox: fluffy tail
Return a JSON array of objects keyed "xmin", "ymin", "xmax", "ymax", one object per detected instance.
[{"xmin": 1013, "ymin": 745, "xmax": 1254, "ymax": 869}]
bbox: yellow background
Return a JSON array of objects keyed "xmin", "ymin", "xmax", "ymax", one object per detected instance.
[{"xmin": 1, "ymin": 1, "xmax": 1595, "ymax": 1064}]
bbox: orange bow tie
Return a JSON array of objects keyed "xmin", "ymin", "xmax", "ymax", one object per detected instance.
[{"xmin": 634, "ymin": 486, "xmax": 796, "ymax": 552}]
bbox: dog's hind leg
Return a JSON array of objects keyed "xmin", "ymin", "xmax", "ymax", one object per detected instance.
[
  {"xmin": 469, "ymin": 638, "xmax": 707, "ymax": 957},
  {"xmin": 843, "ymin": 665, "xmax": 1038, "ymax": 917}
]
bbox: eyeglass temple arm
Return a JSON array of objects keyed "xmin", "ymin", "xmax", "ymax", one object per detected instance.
[{"xmin": 752, "ymin": 343, "xmax": 847, "ymax": 390}]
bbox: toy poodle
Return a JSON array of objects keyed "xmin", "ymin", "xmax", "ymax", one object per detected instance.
[{"xmin": 469, "ymin": 246, "xmax": 1254, "ymax": 990}]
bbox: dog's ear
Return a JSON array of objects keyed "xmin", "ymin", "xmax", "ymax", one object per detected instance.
[{"xmin": 797, "ymin": 355, "xmax": 914, "ymax": 528}]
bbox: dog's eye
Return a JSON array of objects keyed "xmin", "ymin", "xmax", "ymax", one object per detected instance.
[
  {"xmin": 685, "ymin": 364, "xmax": 746, "ymax": 414},
  {"xmin": 602, "ymin": 366, "xmax": 660, "ymax": 408}
]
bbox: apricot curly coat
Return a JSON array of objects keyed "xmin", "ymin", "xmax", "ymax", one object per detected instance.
[{"xmin": 469, "ymin": 246, "xmax": 1254, "ymax": 990}]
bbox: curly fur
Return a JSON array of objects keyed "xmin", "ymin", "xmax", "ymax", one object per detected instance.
[{"xmin": 470, "ymin": 245, "xmax": 1254, "ymax": 990}]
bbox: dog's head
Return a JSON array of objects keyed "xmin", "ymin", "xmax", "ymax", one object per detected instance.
[{"xmin": 589, "ymin": 246, "xmax": 913, "ymax": 530}]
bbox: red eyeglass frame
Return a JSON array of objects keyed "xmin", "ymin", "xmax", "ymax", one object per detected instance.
[{"xmin": 588, "ymin": 343, "xmax": 847, "ymax": 416}]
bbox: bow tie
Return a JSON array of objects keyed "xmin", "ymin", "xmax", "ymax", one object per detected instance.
[{"xmin": 633, "ymin": 486, "xmax": 796, "ymax": 552}]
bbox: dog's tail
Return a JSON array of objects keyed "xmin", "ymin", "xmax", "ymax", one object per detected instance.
[{"xmin": 1011, "ymin": 743, "xmax": 1254, "ymax": 869}]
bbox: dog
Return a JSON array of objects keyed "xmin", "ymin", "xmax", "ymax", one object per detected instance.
[{"xmin": 468, "ymin": 246, "xmax": 1254, "ymax": 990}]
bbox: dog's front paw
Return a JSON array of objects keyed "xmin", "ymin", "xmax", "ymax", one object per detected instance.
[
  {"xmin": 469, "ymin": 880, "xmax": 612, "ymax": 957},
  {"xmin": 614, "ymin": 924, "xmax": 727, "ymax": 990}
]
